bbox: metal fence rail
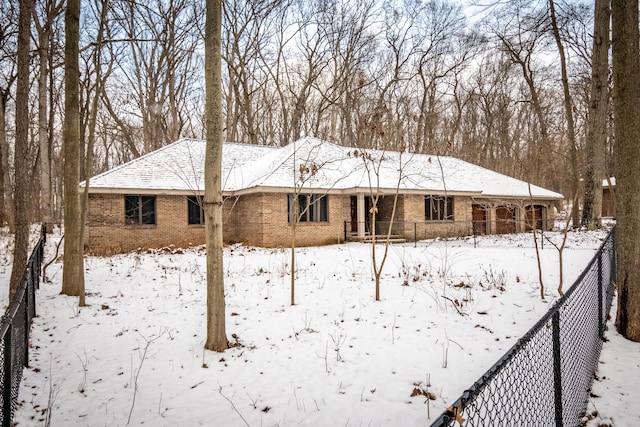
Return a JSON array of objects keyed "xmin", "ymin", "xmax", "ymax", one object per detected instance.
[
  {"xmin": 430, "ymin": 227, "xmax": 616, "ymax": 427},
  {"xmin": 344, "ymin": 219, "xmax": 556, "ymax": 245},
  {"xmin": 1, "ymin": 226, "xmax": 45, "ymax": 427}
]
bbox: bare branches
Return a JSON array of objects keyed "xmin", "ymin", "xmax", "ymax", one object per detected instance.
[{"xmin": 127, "ymin": 329, "xmax": 165, "ymax": 425}]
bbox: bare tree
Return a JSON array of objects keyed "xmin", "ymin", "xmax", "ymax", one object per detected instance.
[
  {"xmin": 548, "ymin": 0, "xmax": 580, "ymax": 228},
  {"xmin": 61, "ymin": 0, "xmax": 85, "ymax": 306},
  {"xmin": 107, "ymin": 0, "xmax": 202, "ymax": 154},
  {"xmin": 311, "ymin": 0, "xmax": 377, "ymax": 144},
  {"xmin": 286, "ymin": 141, "xmax": 348, "ymax": 305},
  {"xmin": 9, "ymin": 0, "xmax": 33, "ymax": 297},
  {"xmin": 204, "ymin": 0, "xmax": 229, "ymax": 352},
  {"xmin": 33, "ymin": 0, "xmax": 64, "ymax": 232},
  {"xmin": 582, "ymin": 0, "xmax": 609, "ymax": 229},
  {"xmin": 79, "ymin": 0, "xmax": 114, "ymax": 255},
  {"xmin": 483, "ymin": 2, "xmax": 559, "ymax": 189},
  {"xmin": 612, "ymin": 0, "xmax": 640, "ymax": 341},
  {"xmin": 0, "ymin": 0, "xmax": 17, "ymax": 232},
  {"xmin": 222, "ymin": 0, "xmax": 280, "ymax": 145},
  {"xmin": 411, "ymin": 0, "xmax": 468, "ymax": 154},
  {"xmin": 362, "ymin": 148, "xmax": 404, "ymax": 302}
]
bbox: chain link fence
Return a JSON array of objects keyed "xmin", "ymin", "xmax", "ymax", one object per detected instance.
[
  {"xmin": 430, "ymin": 227, "xmax": 616, "ymax": 427},
  {"xmin": 1, "ymin": 226, "xmax": 45, "ymax": 427}
]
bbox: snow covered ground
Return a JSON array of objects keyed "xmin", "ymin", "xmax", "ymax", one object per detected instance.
[{"xmin": 4, "ymin": 227, "xmax": 638, "ymax": 426}]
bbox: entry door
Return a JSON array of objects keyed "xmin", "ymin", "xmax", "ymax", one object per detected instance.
[
  {"xmin": 472, "ymin": 205, "xmax": 487, "ymax": 235},
  {"xmin": 495, "ymin": 206, "xmax": 517, "ymax": 234},
  {"xmin": 525, "ymin": 205, "xmax": 545, "ymax": 231},
  {"xmin": 365, "ymin": 196, "xmax": 372, "ymax": 234}
]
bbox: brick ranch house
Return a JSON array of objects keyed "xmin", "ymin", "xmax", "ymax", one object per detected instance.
[{"xmin": 83, "ymin": 137, "xmax": 564, "ymax": 254}]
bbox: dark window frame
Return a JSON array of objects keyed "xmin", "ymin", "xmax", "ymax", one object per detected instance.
[
  {"xmin": 187, "ymin": 195, "xmax": 205, "ymax": 225},
  {"xmin": 125, "ymin": 195, "xmax": 156, "ymax": 225},
  {"xmin": 288, "ymin": 193, "xmax": 328, "ymax": 223},
  {"xmin": 425, "ymin": 195, "xmax": 454, "ymax": 221}
]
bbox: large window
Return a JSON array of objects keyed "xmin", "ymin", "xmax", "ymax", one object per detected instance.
[
  {"xmin": 187, "ymin": 196, "xmax": 205, "ymax": 225},
  {"xmin": 425, "ymin": 195, "xmax": 453, "ymax": 221},
  {"xmin": 125, "ymin": 195, "xmax": 156, "ymax": 225},
  {"xmin": 288, "ymin": 194, "xmax": 328, "ymax": 223}
]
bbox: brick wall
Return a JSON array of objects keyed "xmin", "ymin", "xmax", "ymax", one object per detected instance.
[
  {"xmin": 402, "ymin": 195, "xmax": 473, "ymax": 240},
  {"xmin": 225, "ymin": 193, "xmax": 350, "ymax": 247},
  {"xmin": 86, "ymin": 192, "xmax": 559, "ymax": 254},
  {"xmin": 86, "ymin": 193, "xmax": 206, "ymax": 254},
  {"xmin": 87, "ymin": 192, "xmax": 352, "ymax": 254}
]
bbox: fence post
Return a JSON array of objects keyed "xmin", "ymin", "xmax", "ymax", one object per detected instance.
[
  {"xmin": 611, "ymin": 227, "xmax": 617, "ymax": 284},
  {"xmin": 23, "ymin": 301, "xmax": 29, "ymax": 369},
  {"xmin": 2, "ymin": 321, "xmax": 12, "ymax": 427},
  {"xmin": 552, "ymin": 310, "xmax": 564, "ymax": 426},
  {"xmin": 343, "ymin": 221, "xmax": 346, "ymax": 243},
  {"xmin": 414, "ymin": 222, "xmax": 417, "ymax": 248},
  {"xmin": 598, "ymin": 252, "xmax": 604, "ymax": 340}
]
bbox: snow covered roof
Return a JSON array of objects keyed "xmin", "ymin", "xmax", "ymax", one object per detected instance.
[
  {"xmin": 85, "ymin": 137, "xmax": 564, "ymax": 200},
  {"xmin": 83, "ymin": 139, "xmax": 276, "ymax": 194}
]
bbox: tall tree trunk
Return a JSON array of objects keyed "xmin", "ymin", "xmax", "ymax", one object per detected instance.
[
  {"xmin": 9, "ymin": 0, "xmax": 34, "ymax": 298},
  {"xmin": 204, "ymin": 0, "xmax": 229, "ymax": 352},
  {"xmin": 0, "ymin": 89, "xmax": 16, "ymax": 233},
  {"xmin": 61, "ymin": 0, "xmax": 85, "ymax": 306},
  {"xmin": 0, "ymin": 96, "xmax": 5, "ymax": 228},
  {"xmin": 37, "ymin": 15, "xmax": 53, "ymax": 232},
  {"xmin": 612, "ymin": 0, "xmax": 640, "ymax": 341},
  {"xmin": 80, "ymin": 0, "xmax": 109, "ymax": 257},
  {"xmin": 548, "ymin": 0, "xmax": 580, "ymax": 228},
  {"xmin": 582, "ymin": 0, "xmax": 610, "ymax": 229}
]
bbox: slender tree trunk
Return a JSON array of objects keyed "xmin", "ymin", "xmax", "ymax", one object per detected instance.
[
  {"xmin": 61, "ymin": 0, "xmax": 85, "ymax": 306},
  {"xmin": 0, "ymin": 96, "xmax": 5, "ymax": 227},
  {"xmin": 9, "ymin": 0, "xmax": 34, "ymax": 298},
  {"xmin": 582, "ymin": 0, "xmax": 610, "ymax": 229},
  {"xmin": 549, "ymin": 0, "xmax": 580, "ymax": 228},
  {"xmin": 612, "ymin": 0, "xmax": 640, "ymax": 341},
  {"xmin": 290, "ymin": 219, "xmax": 296, "ymax": 306},
  {"xmin": 36, "ymin": 11, "xmax": 53, "ymax": 232},
  {"xmin": 48, "ymin": 16, "xmax": 58, "ymax": 225},
  {"xmin": 0, "ymin": 90, "xmax": 16, "ymax": 233},
  {"xmin": 204, "ymin": 0, "xmax": 229, "ymax": 352},
  {"xmin": 371, "ymin": 206, "xmax": 380, "ymax": 301},
  {"xmin": 81, "ymin": 0, "xmax": 110, "ymax": 256},
  {"xmin": 0, "ymin": 94, "xmax": 7, "ymax": 228}
]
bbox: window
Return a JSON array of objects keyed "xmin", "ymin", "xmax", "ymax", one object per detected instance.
[
  {"xmin": 187, "ymin": 196, "xmax": 205, "ymax": 225},
  {"xmin": 425, "ymin": 195, "xmax": 453, "ymax": 221},
  {"xmin": 288, "ymin": 194, "xmax": 328, "ymax": 223},
  {"xmin": 125, "ymin": 195, "xmax": 156, "ymax": 225}
]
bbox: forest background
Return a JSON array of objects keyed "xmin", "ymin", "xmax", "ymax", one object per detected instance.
[{"xmin": 0, "ymin": 0, "xmax": 611, "ymax": 233}]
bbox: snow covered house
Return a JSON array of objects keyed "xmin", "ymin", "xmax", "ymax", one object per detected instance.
[{"xmin": 83, "ymin": 137, "xmax": 564, "ymax": 254}]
